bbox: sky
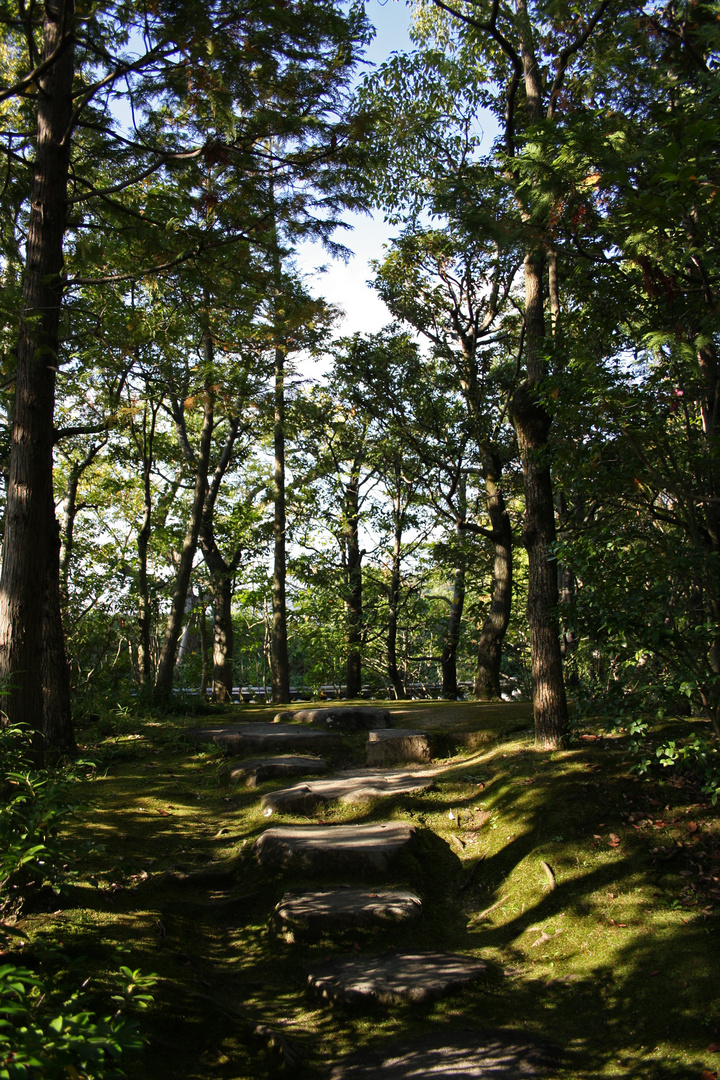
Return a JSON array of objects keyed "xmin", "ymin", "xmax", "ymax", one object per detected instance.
[{"xmin": 294, "ymin": 0, "xmax": 416, "ymax": 338}]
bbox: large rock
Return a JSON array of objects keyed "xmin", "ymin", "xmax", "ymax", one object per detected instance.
[
  {"xmin": 254, "ymin": 823, "xmax": 417, "ymax": 875},
  {"xmin": 273, "ymin": 706, "xmax": 391, "ymax": 731},
  {"xmin": 228, "ymin": 756, "xmax": 328, "ymax": 787},
  {"xmin": 307, "ymin": 951, "xmax": 488, "ymax": 1007},
  {"xmin": 260, "ymin": 770, "xmax": 434, "ymax": 815},
  {"xmin": 272, "ymin": 888, "xmax": 422, "ymax": 940},
  {"xmin": 329, "ymin": 1029, "xmax": 559, "ymax": 1078},
  {"xmin": 187, "ymin": 724, "xmax": 342, "ymax": 755},
  {"xmin": 366, "ymin": 729, "xmax": 432, "ymax": 766}
]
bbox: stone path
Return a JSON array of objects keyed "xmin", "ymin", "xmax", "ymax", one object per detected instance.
[
  {"xmin": 273, "ymin": 706, "xmax": 392, "ymax": 731},
  {"xmin": 366, "ymin": 728, "xmax": 432, "ymax": 765},
  {"xmin": 306, "ymin": 951, "xmax": 489, "ymax": 1006},
  {"xmin": 188, "ymin": 722, "xmax": 342, "ymax": 754},
  {"xmin": 229, "ymin": 756, "xmax": 328, "ymax": 787},
  {"xmin": 260, "ymin": 768, "xmax": 435, "ymax": 815},
  {"xmin": 189, "ymin": 714, "xmax": 557, "ymax": 1076},
  {"xmin": 254, "ymin": 822, "xmax": 418, "ymax": 874},
  {"xmin": 329, "ymin": 1029, "xmax": 558, "ymax": 1078},
  {"xmin": 272, "ymin": 888, "xmax": 422, "ymax": 940}
]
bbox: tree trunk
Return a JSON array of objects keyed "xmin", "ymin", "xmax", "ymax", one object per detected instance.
[
  {"xmin": 344, "ymin": 468, "xmax": 363, "ymax": 698},
  {"xmin": 199, "ymin": 594, "xmax": 210, "ymax": 696},
  {"xmin": 154, "ymin": 373, "xmax": 214, "ymax": 698},
  {"xmin": 200, "ymin": 530, "xmax": 238, "ymax": 704},
  {"xmin": 42, "ymin": 502, "xmax": 75, "ymax": 756},
  {"xmin": 441, "ymin": 476, "xmax": 467, "ymax": 699},
  {"xmin": 475, "ymin": 472, "xmax": 513, "ymax": 699},
  {"xmin": 512, "ymin": 3, "xmax": 569, "ymax": 748},
  {"xmin": 387, "ymin": 478, "xmax": 406, "ymax": 700},
  {"xmin": 441, "ymin": 548, "xmax": 465, "ymax": 700},
  {"xmin": 0, "ymin": 1, "xmax": 75, "ymax": 760},
  {"xmin": 271, "ymin": 339, "xmax": 290, "ymax": 704},
  {"xmin": 511, "ymin": 249, "xmax": 568, "ymax": 748},
  {"xmin": 212, "ymin": 572, "xmax": 234, "ymax": 703},
  {"xmin": 136, "ymin": 405, "xmax": 157, "ymax": 686}
]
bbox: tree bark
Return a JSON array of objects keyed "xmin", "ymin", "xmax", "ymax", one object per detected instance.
[
  {"xmin": 511, "ymin": 250, "xmax": 568, "ymax": 748},
  {"xmin": 441, "ymin": 546, "xmax": 465, "ymax": 700},
  {"xmin": 512, "ymin": 1, "xmax": 569, "ymax": 749},
  {"xmin": 475, "ymin": 470, "xmax": 513, "ymax": 699},
  {"xmin": 200, "ymin": 530, "xmax": 239, "ymax": 704},
  {"xmin": 58, "ymin": 444, "xmax": 97, "ymax": 603},
  {"xmin": 271, "ymin": 338, "xmax": 290, "ymax": 704},
  {"xmin": 0, "ymin": 1, "xmax": 75, "ymax": 760},
  {"xmin": 344, "ymin": 465, "xmax": 363, "ymax": 698},
  {"xmin": 42, "ymin": 501, "xmax": 74, "ymax": 756},
  {"xmin": 387, "ymin": 469, "xmax": 406, "ymax": 700},
  {"xmin": 136, "ymin": 403, "xmax": 158, "ymax": 686},
  {"xmin": 154, "ymin": 365, "xmax": 214, "ymax": 698}
]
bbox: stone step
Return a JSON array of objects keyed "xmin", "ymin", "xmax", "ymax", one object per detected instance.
[
  {"xmin": 307, "ymin": 950, "xmax": 488, "ymax": 1007},
  {"xmin": 188, "ymin": 723, "xmax": 343, "ymax": 755},
  {"xmin": 260, "ymin": 770, "xmax": 434, "ymax": 816},
  {"xmin": 329, "ymin": 1029, "xmax": 559, "ymax": 1078},
  {"xmin": 273, "ymin": 706, "xmax": 392, "ymax": 731},
  {"xmin": 366, "ymin": 729, "xmax": 432, "ymax": 766},
  {"xmin": 254, "ymin": 823, "xmax": 417, "ymax": 875},
  {"xmin": 229, "ymin": 756, "xmax": 329, "ymax": 787},
  {"xmin": 272, "ymin": 888, "xmax": 423, "ymax": 941}
]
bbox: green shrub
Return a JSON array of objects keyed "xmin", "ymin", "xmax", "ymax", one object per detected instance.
[{"xmin": 0, "ymin": 723, "xmax": 156, "ymax": 1078}]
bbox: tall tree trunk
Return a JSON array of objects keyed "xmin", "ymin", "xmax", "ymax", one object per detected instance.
[
  {"xmin": 58, "ymin": 438, "xmax": 105, "ymax": 604},
  {"xmin": 198, "ymin": 411, "xmax": 243, "ymax": 705},
  {"xmin": 442, "ymin": 475, "xmax": 467, "ymax": 699},
  {"xmin": 136, "ymin": 404, "xmax": 157, "ymax": 687},
  {"xmin": 441, "ymin": 548, "xmax": 465, "ymax": 700},
  {"xmin": 271, "ymin": 337, "xmax": 290, "ymax": 703},
  {"xmin": 42, "ymin": 502, "xmax": 74, "ymax": 756},
  {"xmin": 200, "ymin": 531, "xmax": 239, "ymax": 704},
  {"xmin": 475, "ymin": 470, "xmax": 513, "ymax": 699},
  {"xmin": 344, "ymin": 468, "xmax": 362, "ymax": 698},
  {"xmin": 387, "ymin": 473, "xmax": 406, "ymax": 700},
  {"xmin": 511, "ymin": 0, "xmax": 569, "ymax": 748},
  {"xmin": 511, "ymin": 246, "xmax": 568, "ymax": 748},
  {"xmin": 0, "ymin": 1, "xmax": 75, "ymax": 760},
  {"xmin": 154, "ymin": 370, "xmax": 214, "ymax": 698}
]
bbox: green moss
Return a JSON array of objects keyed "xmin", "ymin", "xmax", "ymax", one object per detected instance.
[{"xmin": 15, "ymin": 703, "xmax": 720, "ymax": 1079}]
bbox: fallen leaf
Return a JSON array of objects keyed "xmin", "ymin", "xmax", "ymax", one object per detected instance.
[
  {"xmin": 707, "ymin": 1044, "xmax": 720, "ymax": 1053},
  {"xmin": 688, "ymin": 822, "xmax": 699, "ymax": 833},
  {"xmin": 608, "ymin": 833, "xmax": 621, "ymax": 847},
  {"xmin": 157, "ymin": 808, "xmax": 171, "ymax": 817},
  {"xmin": 593, "ymin": 834, "xmax": 603, "ymax": 840},
  {"xmin": 701, "ymin": 1070, "xmax": 717, "ymax": 1079},
  {"xmin": 649, "ymin": 969, "xmax": 660, "ymax": 976}
]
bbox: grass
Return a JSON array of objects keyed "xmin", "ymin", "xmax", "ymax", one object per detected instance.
[{"xmin": 9, "ymin": 700, "xmax": 720, "ymax": 1079}]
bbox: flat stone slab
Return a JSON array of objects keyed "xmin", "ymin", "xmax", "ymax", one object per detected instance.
[
  {"xmin": 272, "ymin": 888, "xmax": 422, "ymax": 940},
  {"xmin": 366, "ymin": 729, "xmax": 432, "ymax": 766},
  {"xmin": 273, "ymin": 706, "xmax": 392, "ymax": 731},
  {"xmin": 229, "ymin": 756, "xmax": 329, "ymax": 787},
  {"xmin": 261, "ymin": 770, "xmax": 434, "ymax": 815},
  {"xmin": 254, "ymin": 823, "xmax": 417, "ymax": 875},
  {"xmin": 329, "ymin": 1029, "xmax": 559, "ymax": 1078},
  {"xmin": 187, "ymin": 724, "xmax": 342, "ymax": 755},
  {"xmin": 307, "ymin": 951, "xmax": 488, "ymax": 1007}
]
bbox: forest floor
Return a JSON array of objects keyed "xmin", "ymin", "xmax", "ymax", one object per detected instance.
[{"xmin": 13, "ymin": 700, "xmax": 720, "ymax": 1079}]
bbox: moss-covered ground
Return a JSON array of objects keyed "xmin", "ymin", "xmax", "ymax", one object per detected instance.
[{"xmin": 12, "ymin": 700, "xmax": 720, "ymax": 1079}]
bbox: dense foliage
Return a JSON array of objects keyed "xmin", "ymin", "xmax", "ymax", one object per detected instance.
[{"xmin": 0, "ymin": 0, "xmax": 717, "ymax": 749}]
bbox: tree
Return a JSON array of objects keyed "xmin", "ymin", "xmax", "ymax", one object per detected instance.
[
  {"xmin": 373, "ymin": 228, "xmax": 519, "ymax": 698},
  {"xmin": 0, "ymin": 0, "xmax": 371, "ymax": 744}
]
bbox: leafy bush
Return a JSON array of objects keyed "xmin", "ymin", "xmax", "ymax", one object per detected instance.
[
  {"xmin": 0, "ymin": 960, "xmax": 155, "ymax": 1080},
  {"xmin": 0, "ymin": 722, "xmax": 156, "ymax": 1078},
  {"xmin": 0, "ymin": 724, "xmax": 71, "ymax": 916}
]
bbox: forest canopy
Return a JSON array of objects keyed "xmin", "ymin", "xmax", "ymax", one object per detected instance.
[{"xmin": 0, "ymin": 0, "xmax": 718, "ymax": 765}]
